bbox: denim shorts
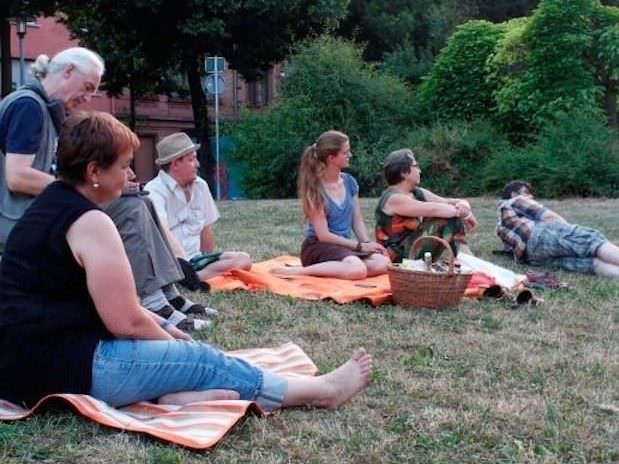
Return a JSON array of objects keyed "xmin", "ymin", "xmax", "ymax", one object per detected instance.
[
  {"xmin": 526, "ymin": 222, "xmax": 606, "ymax": 273},
  {"xmin": 89, "ymin": 339, "xmax": 288, "ymax": 411}
]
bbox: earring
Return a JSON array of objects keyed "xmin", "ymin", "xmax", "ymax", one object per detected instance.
[{"xmin": 93, "ymin": 183, "xmax": 99, "ymax": 189}]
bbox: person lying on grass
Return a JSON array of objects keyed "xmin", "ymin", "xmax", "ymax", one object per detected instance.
[
  {"xmin": 497, "ymin": 180, "xmax": 619, "ymax": 277},
  {"xmin": 375, "ymin": 149, "xmax": 478, "ymax": 262},
  {"xmin": 0, "ymin": 112, "xmax": 373, "ymax": 412},
  {"xmin": 272, "ymin": 130, "xmax": 390, "ymax": 280}
]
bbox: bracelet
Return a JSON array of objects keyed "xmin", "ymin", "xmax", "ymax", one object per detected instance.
[
  {"xmin": 159, "ymin": 319, "xmax": 172, "ymax": 330},
  {"xmin": 355, "ymin": 241, "xmax": 362, "ymax": 252}
]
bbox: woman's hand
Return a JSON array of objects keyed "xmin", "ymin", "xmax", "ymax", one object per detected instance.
[
  {"xmin": 164, "ymin": 324, "xmax": 193, "ymax": 341},
  {"xmin": 360, "ymin": 240, "xmax": 388, "ymax": 256},
  {"xmin": 463, "ymin": 212, "xmax": 479, "ymax": 233}
]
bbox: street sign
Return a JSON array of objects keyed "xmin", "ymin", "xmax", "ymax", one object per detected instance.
[
  {"xmin": 202, "ymin": 74, "xmax": 225, "ymax": 95},
  {"xmin": 205, "ymin": 56, "xmax": 225, "ymax": 73}
]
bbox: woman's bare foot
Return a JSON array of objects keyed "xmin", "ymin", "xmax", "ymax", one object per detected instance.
[
  {"xmin": 315, "ymin": 348, "xmax": 373, "ymax": 409},
  {"xmin": 157, "ymin": 389, "xmax": 240, "ymax": 405}
]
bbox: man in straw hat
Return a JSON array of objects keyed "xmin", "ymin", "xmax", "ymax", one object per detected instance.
[{"xmin": 145, "ymin": 132, "xmax": 251, "ymax": 281}]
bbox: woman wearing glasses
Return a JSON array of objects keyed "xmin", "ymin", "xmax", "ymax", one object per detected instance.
[{"xmin": 375, "ymin": 149, "xmax": 478, "ymax": 263}]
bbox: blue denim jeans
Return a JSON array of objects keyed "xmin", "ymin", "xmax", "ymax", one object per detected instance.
[
  {"xmin": 527, "ymin": 222, "xmax": 606, "ymax": 273},
  {"xmin": 89, "ymin": 339, "xmax": 288, "ymax": 411}
]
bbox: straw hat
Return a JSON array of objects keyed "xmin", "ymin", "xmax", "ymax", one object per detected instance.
[{"xmin": 155, "ymin": 133, "xmax": 200, "ymax": 165}]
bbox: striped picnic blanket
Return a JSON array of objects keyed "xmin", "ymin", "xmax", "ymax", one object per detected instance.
[{"xmin": 0, "ymin": 342, "xmax": 318, "ymax": 450}]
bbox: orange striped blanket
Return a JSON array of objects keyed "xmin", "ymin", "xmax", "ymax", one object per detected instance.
[{"xmin": 0, "ymin": 342, "xmax": 318, "ymax": 450}]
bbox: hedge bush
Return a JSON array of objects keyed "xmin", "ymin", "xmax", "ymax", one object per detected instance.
[
  {"xmin": 483, "ymin": 111, "xmax": 619, "ymax": 197},
  {"xmin": 229, "ymin": 37, "xmax": 414, "ymax": 198},
  {"xmin": 391, "ymin": 120, "xmax": 510, "ymax": 197}
]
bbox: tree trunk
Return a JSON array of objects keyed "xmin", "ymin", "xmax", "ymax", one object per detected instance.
[
  {"xmin": 184, "ymin": 53, "xmax": 211, "ymax": 179},
  {"xmin": 128, "ymin": 75, "xmax": 136, "ymax": 131},
  {"xmin": 605, "ymin": 81, "xmax": 617, "ymax": 133}
]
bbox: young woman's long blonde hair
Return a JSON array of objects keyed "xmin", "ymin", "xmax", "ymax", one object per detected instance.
[{"xmin": 298, "ymin": 130, "xmax": 349, "ymax": 218}]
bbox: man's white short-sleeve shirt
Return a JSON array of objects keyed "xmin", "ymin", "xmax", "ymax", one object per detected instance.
[{"xmin": 145, "ymin": 170, "xmax": 220, "ymax": 258}]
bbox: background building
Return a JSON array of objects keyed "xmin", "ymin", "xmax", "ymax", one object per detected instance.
[{"xmin": 0, "ymin": 16, "xmax": 281, "ymax": 194}]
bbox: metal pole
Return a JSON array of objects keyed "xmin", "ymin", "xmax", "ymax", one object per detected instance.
[
  {"xmin": 17, "ymin": 18, "xmax": 26, "ymax": 87},
  {"xmin": 18, "ymin": 33, "xmax": 24, "ymax": 86},
  {"xmin": 214, "ymin": 56, "xmax": 220, "ymax": 201}
]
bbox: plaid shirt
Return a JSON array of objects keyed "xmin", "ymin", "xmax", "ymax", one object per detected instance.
[{"xmin": 496, "ymin": 196, "xmax": 547, "ymax": 260}]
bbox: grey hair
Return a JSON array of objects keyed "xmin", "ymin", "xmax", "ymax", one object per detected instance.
[{"xmin": 31, "ymin": 47, "xmax": 105, "ymax": 79}]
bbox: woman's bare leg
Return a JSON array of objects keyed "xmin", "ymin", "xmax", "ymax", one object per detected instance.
[
  {"xmin": 363, "ymin": 253, "xmax": 390, "ymax": 277},
  {"xmin": 271, "ymin": 256, "xmax": 368, "ymax": 280},
  {"xmin": 158, "ymin": 389, "xmax": 240, "ymax": 405},
  {"xmin": 197, "ymin": 252, "xmax": 252, "ymax": 280},
  {"xmin": 281, "ymin": 348, "xmax": 373, "ymax": 409}
]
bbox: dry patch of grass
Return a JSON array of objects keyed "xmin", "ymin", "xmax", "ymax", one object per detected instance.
[{"xmin": 2, "ymin": 197, "xmax": 618, "ymax": 463}]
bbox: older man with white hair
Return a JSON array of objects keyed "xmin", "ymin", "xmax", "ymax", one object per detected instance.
[{"xmin": 0, "ymin": 47, "xmax": 104, "ymax": 247}]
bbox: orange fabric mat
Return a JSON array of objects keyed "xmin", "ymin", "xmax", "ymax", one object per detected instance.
[
  {"xmin": 208, "ymin": 255, "xmax": 393, "ymax": 305},
  {"xmin": 0, "ymin": 342, "xmax": 318, "ymax": 450}
]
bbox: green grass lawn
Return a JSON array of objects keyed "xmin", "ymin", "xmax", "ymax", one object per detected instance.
[{"xmin": 2, "ymin": 197, "xmax": 618, "ymax": 463}]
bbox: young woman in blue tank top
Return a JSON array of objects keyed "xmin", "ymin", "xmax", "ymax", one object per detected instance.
[{"xmin": 272, "ymin": 130, "xmax": 390, "ymax": 279}]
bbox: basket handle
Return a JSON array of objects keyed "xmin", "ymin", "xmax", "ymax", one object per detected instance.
[{"xmin": 410, "ymin": 235, "xmax": 455, "ymax": 275}]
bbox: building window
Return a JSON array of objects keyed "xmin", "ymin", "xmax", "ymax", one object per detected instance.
[{"xmin": 246, "ymin": 71, "xmax": 270, "ymax": 107}]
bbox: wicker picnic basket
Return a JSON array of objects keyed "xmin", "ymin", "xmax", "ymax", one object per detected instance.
[{"xmin": 387, "ymin": 236, "xmax": 472, "ymax": 310}]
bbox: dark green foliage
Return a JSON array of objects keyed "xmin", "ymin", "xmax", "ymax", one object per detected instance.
[
  {"xmin": 483, "ymin": 111, "xmax": 619, "ymax": 197},
  {"xmin": 395, "ymin": 120, "xmax": 510, "ymax": 196},
  {"xmin": 337, "ymin": 1, "xmax": 480, "ymax": 84},
  {"xmin": 414, "ymin": 20, "xmax": 506, "ymax": 122},
  {"xmin": 42, "ymin": 0, "xmax": 348, "ymax": 172},
  {"xmin": 229, "ymin": 37, "xmax": 414, "ymax": 198},
  {"xmin": 490, "ymin": 0, "xmax": 619, "ymax": 138}
]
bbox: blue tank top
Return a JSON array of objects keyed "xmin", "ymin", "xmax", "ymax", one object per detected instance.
[{"xmin": 305, "ymin": 173, "xmax": 359, "ymax": 239}]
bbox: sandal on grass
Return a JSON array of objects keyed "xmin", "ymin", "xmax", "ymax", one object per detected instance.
[
  {"xmin": 524, "ymin": 271, "xmax": 569, "ymax": 290},
  {"xmin": 155, "ymin": 305, "xmax": 212, "ymax": 331}
]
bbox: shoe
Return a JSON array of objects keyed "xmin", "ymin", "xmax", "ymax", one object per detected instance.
[
  {"xmin": 154, "ymin": 305, "xmax": 195, "ymax": 331},
  {"xmin": 169, "ymin": 296, "xmax": 219, "ymax": 318},
  {"xmin": 524, "ymin": 271, "xmax": 568, "ymax": 290}
]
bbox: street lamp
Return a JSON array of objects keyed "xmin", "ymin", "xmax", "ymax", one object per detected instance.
[{"xmin": 16, "ymin": 17, "xmax": 27, "ymax": 86}]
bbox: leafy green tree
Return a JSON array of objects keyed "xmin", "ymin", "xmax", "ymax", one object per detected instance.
[
  {"xmin": 491, "ymin": 0, "xmax": 619, "ymax": 137},
  {"xmin": 337, "ymin": 0, "xmax": 477, "ymax": 83},
  {"xmin": 22, "ymin": 0, "xmax": 348, "ymax": 171},
  {"xmin": 414, "ymin": 20, "xmax": 506, "ymax": 122}
]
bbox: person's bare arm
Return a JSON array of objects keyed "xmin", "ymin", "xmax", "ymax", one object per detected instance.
[
  {"xmin": 200, "ymin": 224, "xmax": 216, "ymax": 253},
  {"xmin": 540, "ymin": 208, "xmax": 568, "ymax": 224},
  {"xmin": 66, "ymin": 210, "xmax": 173, "ymax": 340},
  {"xmin": 384, "ymin": 192, "xmax": 459, "ymax": 218},
  {"xmin": 5, "ymin": 154, "xmax": 55, "ymax": 196},
  {"xmin": 416, "ymin": 188, "xmax": 478, "ymax": 232}
]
